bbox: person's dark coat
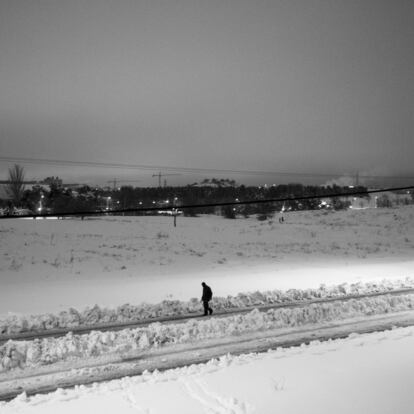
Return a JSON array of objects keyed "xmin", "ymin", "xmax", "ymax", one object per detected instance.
[
  {"xmin": 201, "ymin": 282, "xmax": 213, "ymax": 316},
  {"xmin": 202, "ymin": 284, "xmax": 212, "ymax": 302}
]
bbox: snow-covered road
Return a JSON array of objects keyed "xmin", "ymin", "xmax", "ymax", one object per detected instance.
[
  {"xmin": 3, "ymin": 323, "xmax": 414, "ymax": 413},
  {"xmin": 2, "ymin": 306, "xmax": 414, "ymax": 402}
]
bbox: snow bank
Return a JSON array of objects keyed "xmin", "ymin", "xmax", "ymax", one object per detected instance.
[
  {"xmin": 1, "ymin": 278, "xmax": 412, "ymax": 336},
  {"xmin": 2, "ymin": 291, "xmax": 414, "ymax": 372},
  {"xmin": 3, "ymin": 326, "xmax": 414, "ymax": 414}
]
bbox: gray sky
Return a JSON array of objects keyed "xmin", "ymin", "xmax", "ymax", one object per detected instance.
[{"xmin": 0, "ymin": 0, "xmax": 413, "ymax": 186}]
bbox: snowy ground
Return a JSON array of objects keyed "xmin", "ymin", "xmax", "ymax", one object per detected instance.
[
  {"xmin": 1, "ymin": 206, "xmax": 413, "ymax": 412},
  {"xmin": 2, "ymin": 278, "xmax": 413, "ymax": 336},
  {"xmin": 0, "ymin": 206, "xmax": 413, "ymax": 315},
  {"xmin": 2, "ymin": 290, "xmax": 414, "ymax": 373},
  {"xmin": 2, "ymin": 325, "xmax": 414, "ymax": 414}
]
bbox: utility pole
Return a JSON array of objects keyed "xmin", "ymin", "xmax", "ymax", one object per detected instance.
[{"xmin": 173, "ymin": 197, "xmax": 178, "ymax": 227}]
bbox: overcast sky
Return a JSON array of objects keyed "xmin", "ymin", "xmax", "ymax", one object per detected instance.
[{"xmin": 0, "ymin": 0, "xmax": 413, "ymax": 186}]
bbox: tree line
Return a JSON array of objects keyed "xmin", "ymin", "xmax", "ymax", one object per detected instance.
[{"xmin": 0, "ymin": 165, "xmax": 376, "ymax": 218}]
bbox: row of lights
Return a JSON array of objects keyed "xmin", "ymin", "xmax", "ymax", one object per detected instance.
[{"xmin": 105, "ymin": 197, "xmax": 180, "ymax": 210}]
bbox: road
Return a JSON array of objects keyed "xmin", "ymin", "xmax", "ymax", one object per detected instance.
[
  {"xmin": 1, "ymin": 307, "xmax": 414, "ymax": 401},
  {"xmin": 2, "ymin": 287, "xmax": 414, "ymax": 344}
]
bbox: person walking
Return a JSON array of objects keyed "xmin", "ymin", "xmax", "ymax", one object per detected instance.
[{"xmin": 201, "ymin": 282, "xmax": 213, "ymax": 316}]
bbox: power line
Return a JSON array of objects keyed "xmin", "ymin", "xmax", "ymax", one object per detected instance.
[
  {"xmin": 1, "ymin": 155, "xmax": 413, "ymax": 180},
  {"xmin": 0, "ymin": 155, "xmax": 339, "ymax": 177},
  {"xmin": 2, "ymin": 185, "xmax": 412, "ymax": 220}
]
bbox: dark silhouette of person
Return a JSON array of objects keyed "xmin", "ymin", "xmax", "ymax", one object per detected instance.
[{"xmin": 201, "ymin": 282, "xmax": 213, "ymax": 316}]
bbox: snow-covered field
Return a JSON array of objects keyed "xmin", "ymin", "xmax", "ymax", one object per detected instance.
[
  {"xmin": 1, "ymin": 206, "xmax": 413, "ymax": 316},
  {"xmin": 1, "ymin": 206, "xmax": 414, "ymax": 412}
]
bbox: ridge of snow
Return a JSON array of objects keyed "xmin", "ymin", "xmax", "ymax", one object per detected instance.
[
  {"xmin": 3, "ymin": 325, "xmax": 414, "ymax": 412},
  {"xmin": 1, "ymin": 278, "xmax": 412, "ymax": 336},
  {"xmin": 1, "ymin": 291, "xmax": 414, "ymax": 372}
]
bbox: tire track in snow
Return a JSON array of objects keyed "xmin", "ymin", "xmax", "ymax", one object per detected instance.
[{"xmin": 1, "ymin": 312, "xmax": 414, "ymax": 402}]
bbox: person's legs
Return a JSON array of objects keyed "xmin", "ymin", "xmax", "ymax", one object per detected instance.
[{"xmin": 203, "ymin": 301, "xmax": 209, "ymax": 316}]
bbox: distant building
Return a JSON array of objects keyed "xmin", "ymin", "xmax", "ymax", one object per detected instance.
[
  {"xmin": 348, "ymin": 190, "xmax": 411, "ymax": 209},
  {"xmin": 319, "ymin": 190, "xmax": 412, "ymax": 210}
]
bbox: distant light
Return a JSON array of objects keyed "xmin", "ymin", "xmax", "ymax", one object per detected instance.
[{"xmin": 348, "ymin": 185, "xmax": 354, "ymax": 188}]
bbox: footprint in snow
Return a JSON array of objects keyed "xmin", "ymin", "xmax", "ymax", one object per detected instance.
[
  {"xmin": 123, "ymin": 390, "xmax": 151, "ymax": 414},
  {"xmin": 180, "ymin": 378, "xmax": 254, "ymax": 414}
]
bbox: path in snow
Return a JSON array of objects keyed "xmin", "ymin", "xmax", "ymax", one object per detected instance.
[
  {"xmin": 1, "ymin": 305, "xmax": 414, "ymax": 401},
  {"xmin": 2, "ymin": 322, "xmax": 414, "ymax": 413}
]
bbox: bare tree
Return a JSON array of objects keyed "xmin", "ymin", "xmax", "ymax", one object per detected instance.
[{"xmin": 6, "ymin": 164, "xmax": 25, "ymax": 206}]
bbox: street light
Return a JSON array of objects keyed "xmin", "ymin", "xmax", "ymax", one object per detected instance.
[
  {"xmin": 38, "ymin": 193, "xmax": 45, "ymax": 213},
  {"xmin": 172, "ymin": 197, "xmax": 179, "ymax": 227}
]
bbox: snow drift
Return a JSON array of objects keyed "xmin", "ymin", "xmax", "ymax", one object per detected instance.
[
  {"xmin": 2, "ymin": 290, "xmax": 414, "ymax": 372},
  {"xmin": 1, "ymin": 278, "xmax": 413, "ymax": 336}
]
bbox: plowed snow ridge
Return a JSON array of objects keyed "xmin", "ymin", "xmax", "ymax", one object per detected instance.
[
  {"xmin": 2, "ymin": 289, "xmax": 414, "ymax": 373},
  {"xmin": 1, "ymin": 278, "xmax": 413, "ymax": 336}
]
